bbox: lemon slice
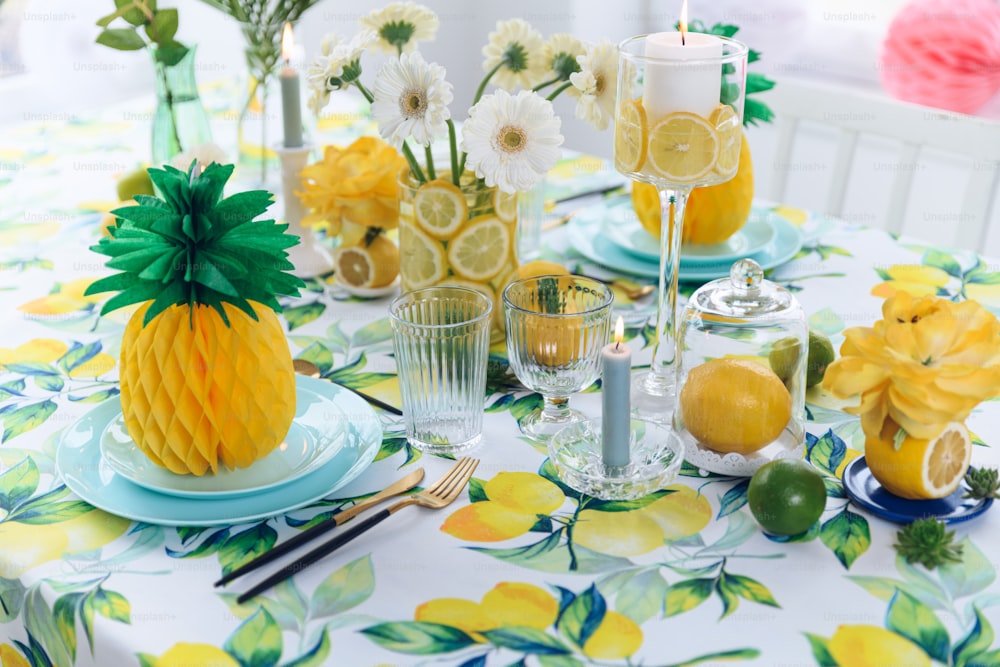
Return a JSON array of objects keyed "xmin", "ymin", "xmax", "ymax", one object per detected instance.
[
  {"xmin": 447, "ymin": 216, "xmax": 511, "ymax": 282},
  {"xmin": 647, "ymin": 112, "xmax": 720, "ymax": 183},
  {"xmin": 399, "ymin": 223, "xmax": 446, "ymax": 288},
  {"xmin": 864, "ymin": 420, "xmax": 971, "ymax": 499},
  {"xmin": 614, "ymin": 99, "xmax": 648, "ymax": 174},
  {"xmin": 333, "ymin": 235, "xmax": 400, "ymax": 289},
  {"xmin": 709, "ymin": 104, "xmax": 741, "ymax": 178},
  {"xmin": 414, "ymin": 179, "xmax": 469, "ymax": 240},
  {"xmin": 493, "ymin": 189, "xmax": 518, "ymax": 224}
]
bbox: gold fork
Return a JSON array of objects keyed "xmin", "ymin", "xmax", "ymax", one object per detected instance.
[{"xmin": 236, "ymin": 457, "xmax": 479, "ymax": 603}]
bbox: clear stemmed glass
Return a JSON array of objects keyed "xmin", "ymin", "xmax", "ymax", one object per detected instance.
[
  {"xmin": 503, "ymin": 275, "xmax": 614, "ymax": 440},
  {"xmin": 614, "ymin": 34, "xmax": 749, "ymax": 421}
]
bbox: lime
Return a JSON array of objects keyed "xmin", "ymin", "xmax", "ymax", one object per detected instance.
[
  {"xmin": 806, "ymin": 330, "xmax": 835, "ymax": 387},
  {"xmin": 116, "ymin": 167, "xmax": 154, "ymax": 201},
  {"xmin": 768, "ymin": 336, "xmax": 802, "ymax": 382},
  {"xmin": 747, "ymin": 459, "xmax": 826, "ymax": 536}
]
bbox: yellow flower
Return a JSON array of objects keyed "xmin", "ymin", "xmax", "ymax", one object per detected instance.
[
  {"xmin": 870, "ymin": 264, "xmax": 951, "ymax": 299},
  {"xmin": 824, "ymin": 292, "xmax": 1000, "ymax": 439},
  {"xmin": 297, "ymin": 137, "xmax": 408, "ymax": 236}
]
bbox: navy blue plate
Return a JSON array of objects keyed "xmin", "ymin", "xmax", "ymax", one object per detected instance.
[{"xmin": 842, "ymin": 456, "xmax": 993, "ymax": 525}]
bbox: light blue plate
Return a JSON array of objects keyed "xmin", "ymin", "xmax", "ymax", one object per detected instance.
[
  {"xmin": 596, "ymin": 196, "xmax": 776, "ymax": 264},
  {"xmin": 567, "ymin": 206, "xmax": 802, "ymax": 283},
  {"xmin": 55, "ymin": 375, "xmax": 383, "ymax": 526}
]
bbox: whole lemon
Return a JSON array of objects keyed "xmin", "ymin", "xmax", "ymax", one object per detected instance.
[
  {"xmin": 747, "ymin": 458, "xmax": 826, "ymax": 536},
  {"xmin": 679, "ymin": 358, "xmax": 792, "ymax": 454}
]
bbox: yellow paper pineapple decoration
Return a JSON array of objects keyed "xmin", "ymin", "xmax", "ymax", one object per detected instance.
[{"xmin": 86, "ymin": 162, "xmax": 306, "ymax": 476}]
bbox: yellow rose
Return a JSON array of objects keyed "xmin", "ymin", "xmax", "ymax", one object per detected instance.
[
  {"xmin": 297, "ymin": 136, "xmax": 408, "ymax": 236},
  {"xmin": 824, "ymin": 292, "xmax": 1000, "ymax": 439}
]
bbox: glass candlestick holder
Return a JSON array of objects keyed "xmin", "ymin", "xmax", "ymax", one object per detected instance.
[
  {"xmin": 274, "ymin": 142, "xmax": 335, "ymax": 278},
  {"xmin": 548, "ymin": 418, "xmax": 684, "ymax": 501}
]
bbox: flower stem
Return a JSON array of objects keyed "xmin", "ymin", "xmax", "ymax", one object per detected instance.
[
  {"xmin": 471, "ymin": 62, "xmax": 503, "ymax": 107},
  {"xmin": 424, "ymin": 145, "xmax": 436, "ymax": 180},
  {"xmin": 446, "ymin": 119, "xmax": 460, "ymax": 185},
  {"xmin": 546, "ymin": 81, "xmax": 574, "ymax": 101},
  {"xmin": 354, "ymin": 80, "xmax": 375, "ymax": 104},
  {"xmin": 155, "ymin": 60, "xmax": 183, "ymax": 156},
  {"xmin": 402, "ymin": 142, "xmax": 426, "ymax": 184},
  {"xmin": 532, "ymin": 76, "xmax": 562, "ymax": 92}
]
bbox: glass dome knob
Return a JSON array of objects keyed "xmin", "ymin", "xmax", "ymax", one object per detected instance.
[{"xmin": 730, "ymin": 258, "xmax": 763, "ymax": 295}]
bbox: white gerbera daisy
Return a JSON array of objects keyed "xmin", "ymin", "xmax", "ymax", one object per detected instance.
[
  {"xmin": 361, "ymin": 1, "xmax": 439, "ymax": 54},
  {"xmin": 569, "ymin": 39, "xmax": 617, "ymax": 131},
  {"xmin": 461, "ymin": 89, "xmax": 563, "ymax": 193},
  {"xmin": 541, "ymin": 33, "xmax": 585, "ymax": 92},
  {"xmin": 372, "ymin": 51, "xmax": 453, "ymax": 147},
  {"xmin": 481, "ymin": 18, "xmax": 546, "ymax": 91},
  {"xmin": 306, "ymin": 30, "xmax": 376, "ymax": 95}
]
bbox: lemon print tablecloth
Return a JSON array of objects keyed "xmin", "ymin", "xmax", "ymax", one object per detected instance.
[{"xmin": 2, "ymin": 87, "xmax": 1000, "ymax": 667}]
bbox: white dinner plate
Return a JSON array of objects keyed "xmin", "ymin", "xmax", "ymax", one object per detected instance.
[
  {"xmin": 100, "ymin": 379, "xmax": 355, "ymax": 499},
  {"xmin": 567, "ymin": 206, "xmax": 802, "ymax": 282},
  {"xmin": 55, "ymin": 375, "xmax": 383, "ymax": 526},
  {"xmin": 597, "ymin": 196, "xmax": 776, "ymax": 264}
]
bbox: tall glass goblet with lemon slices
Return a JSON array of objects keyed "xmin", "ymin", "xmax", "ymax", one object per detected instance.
[{"xmin": 614, "ymin": 31, "xmax": 748, "ymax": 421}]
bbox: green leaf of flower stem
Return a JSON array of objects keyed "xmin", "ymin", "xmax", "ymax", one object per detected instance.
[
  {"xmin": 482, "ymin": 627, "xmax": 571, "ymax": 655},
  {"xmin": 0, "ymin": 577, "xmax": 26, "ymax": 622},
  {"xmin": 218, "ymin": 523, "xmax": 277, "ymax": 576},
  {"xmin": 820, "ymin": 509, "xmax": 871, "ymax": 569},
  {"xmin": 923, "ymin": 249, "xmax": 963, "ymax": 278},
  {"xmin": 34, "ymin": 375, "xmax": 64, "ymax": 392},
  {"xmin": 0, "ymin": 457, "xmax": 40, "ymax": 512},
  {"xmin": 806, "ymin": 429, "xmax": 846, "ymax": 476},
  {"xmin": 309, "ymin": 555, "xmax": 375, "ymax": 619},
  {"xmin": 224, "ymin": 608, "xmax": 282, "ymax": 667},
  {"xmin": 467, "ymin": 477, "xmax": 488, "ymax": 503},
  {"xmin": 361, "ymin": 621, "xmax": 476, "ymax": 655},
  {"xmin": 556, "ymin": 584, "xmax": 605, "ymax": 648},
  {"xmin": 953, "ymin": 608, "xmax": 994, "ymax": 667},
  {"xmin": 724, "ymin": 573, "xmax": 780, "ymax": 608},
  {"xmin": 145, "ymin": 8, "xmax": 177, "ymax": 43},
  {"xmin": 57, "ymin": 341, "xmax": 102, "ymax": 374},
  {"xmin": 886, "ymin": 590, "xmax": 950, "ymax": 662},
  {"xmin": 717, "ymin": 479, "xmax": 749, "ymax": 518},
  {"xmin": 715, "ymin": 573, "xmax": 741, "ymax": 618},
  {"xmin": 96, "ymin": 28, "xmax": 147, "ymax": 51},
  {"xmin": 664, "ymin": 579, "xmax": 714, "ymax": 617},
  {"xmin": 115, "ymin": 0, "xmax": 152, "ymax": 26},
  {"xmin": 940, "ymin": 538, "xmax": 996, "ymax": 599},
  {"xmin": 52, "ymin": 593, "xmax": 81, "ymax": 662},
  {"xmin": 803, "ymin": 633, "xmax": 838, "ymax": 667},
  {"xmin": 616, "ymin": 569, "xmax": 668, "ymax": 624},
  {"xmin": 4, "ymin": 362, "xmax": 59, "ymax": 376},
  {"xmin": 296, "ymin": 343, "xmax": 333, "ymax": 374},
  {"xmin": 0, "ymin": 400, "xmax": 56, "ymax": 442}
]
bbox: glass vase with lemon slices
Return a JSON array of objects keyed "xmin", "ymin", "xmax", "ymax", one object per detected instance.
[
  {"xmin": 614, "ymin": 32, "xmax": 749, "ymax": 421},
  {"xmin": 397, "ymin": 172, "xmax": 520, "ymax": 342}
]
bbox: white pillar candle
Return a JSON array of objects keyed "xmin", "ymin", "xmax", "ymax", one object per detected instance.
[
  {"xmin": 280, "ymin": 23, "xmax": 304, "ymax": 148},
  {"xmin": 642, "ymin": 31, "xmax": 723, "ymax": 122},
  {"xmin": 602, "ymin": 316, "xmax": 632, "ymax": 468}
]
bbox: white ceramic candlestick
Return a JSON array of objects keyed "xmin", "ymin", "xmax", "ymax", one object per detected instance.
[
  {"xmin": 275, "ymin": 143, "xmax": 334, "ymax": 278},
  {"xmin": 642, "ymin": 31, "xmax": 723, "ymax": 120}
]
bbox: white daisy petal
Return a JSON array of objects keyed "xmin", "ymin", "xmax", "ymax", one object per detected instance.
[
  {"xmin": 461, "ymin": 89, "xmax": 563, "ymax": 193},
  {"xmin": 572, "ymin": 39, "xmax": 617, "ymax": 131},
  {"xmin": 481, "ymin": 18, "xmax": 546, "ymax": 91},
  {"xmin": 306, "ymin": 30, "xmax": 376, "ymax": 97},
  {"xmin": 361, "ymin": 2, "xmax": 439, "ymax": 54},
  {"xmin": 372, "ymin": 51, "xmax": 453, "ymax": 148}
]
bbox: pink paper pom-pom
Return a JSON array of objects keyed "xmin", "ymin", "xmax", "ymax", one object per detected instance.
[{"xmin": 880, "ymin": 0, "xmax": 1000, "ymax": 114}]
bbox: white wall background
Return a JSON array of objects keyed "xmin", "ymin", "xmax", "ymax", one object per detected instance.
[{"xmin": 3, "ymin": 0, "xmax": 999, "ymax": 251}]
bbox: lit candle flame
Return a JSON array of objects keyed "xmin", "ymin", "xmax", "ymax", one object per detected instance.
[
  {"xmin": 614, "ymin": 316, "xmax": 625, "ymax": 349},
  {"xmin": 281, "ymin": 22, "xmax": 295, "ymax": 63},
  {"xmin": 679, "ymin": 0, "xmax": 688, "ymax": 45}
]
